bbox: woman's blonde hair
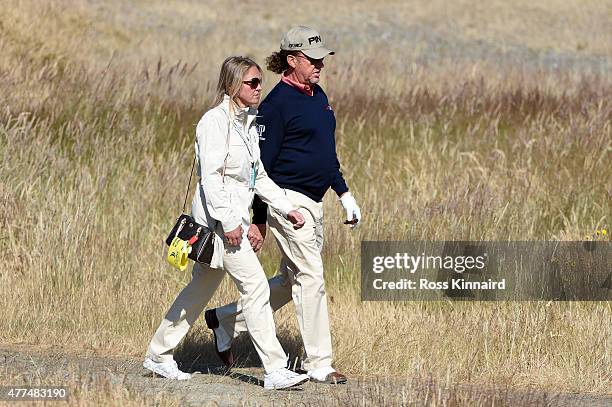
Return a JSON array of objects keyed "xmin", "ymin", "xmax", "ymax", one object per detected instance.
[{"xmin": 211, "ymin": 56, "xmax": 262, "ymax": 109}]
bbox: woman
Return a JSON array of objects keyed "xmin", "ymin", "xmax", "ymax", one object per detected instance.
[{"xmin": 143, "ymin": 56, "xmax": 310, "ymax": 390}]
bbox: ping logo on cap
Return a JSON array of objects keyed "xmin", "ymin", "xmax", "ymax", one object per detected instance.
[{"xmin": 288, "ymin": 42, "xmax": 303, "ymax": 48}]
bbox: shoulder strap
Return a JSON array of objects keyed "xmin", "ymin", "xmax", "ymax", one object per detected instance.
[
  {"xmin": 221, "ymin": 102, "xmax": 232, "ymax": 180},
  {"xmin": 181, "ymin": 103, "xmax": 233, "ymax": 214},
  {"xmin": 182, "ymin": 156, "xmax": 197, "ymax": 213}
]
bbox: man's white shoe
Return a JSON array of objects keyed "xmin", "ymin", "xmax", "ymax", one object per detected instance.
[
  {"xmin": 307, "ymin": 365, "xmax": 347, "ymax": 384},
  {"xmin": 143, "ymin": 358, "xmax": 191, "ymax": 380},
  {"xmin": 307, "ymin": 366, "xmax": 335, "ymax": 381},
  {"xmin": 263, "ymin": 368, "xmax": 309, "ymax": 390}
]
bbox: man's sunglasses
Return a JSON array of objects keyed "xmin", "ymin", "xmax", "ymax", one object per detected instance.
[
  {"xmin": 296, "ymin": 53, "xmax": 324, "ymax": 65},
  {"xmin": 242, "ymin": 78, "xmax": 262, "ymax": 89}
]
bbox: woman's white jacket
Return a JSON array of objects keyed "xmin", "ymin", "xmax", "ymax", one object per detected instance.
[{"xmin": 191, "ymin": 95, "xmax": 294, "ymax": 268}]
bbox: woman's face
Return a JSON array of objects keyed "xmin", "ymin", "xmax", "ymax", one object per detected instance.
[{"xmin": 236, "ymin": 66, "xmax": 262, "ymax": 108}]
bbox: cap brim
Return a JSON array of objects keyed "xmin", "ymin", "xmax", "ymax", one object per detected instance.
[{"xmin": 302, "ymin": 47, "xmax": 334, "ymax": 59}]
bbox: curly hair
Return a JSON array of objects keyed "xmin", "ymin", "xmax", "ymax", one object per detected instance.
[{"xmin": 265, "ymin": 50, "xmax": 297, "ymax": 74}]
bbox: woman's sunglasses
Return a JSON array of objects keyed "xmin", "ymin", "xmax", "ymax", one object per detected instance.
[{"xmin": 242, "ymin": 78, "xmax": 262, "ymax": 89}]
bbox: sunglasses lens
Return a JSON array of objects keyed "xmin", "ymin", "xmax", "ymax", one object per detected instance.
[
  {"xmin": 245, "ymin": 78, "xmax": 261, "ymax": 89},
  {"xmin": 299, "ymin": 54, "xmax": 322, "ymax": 64}
]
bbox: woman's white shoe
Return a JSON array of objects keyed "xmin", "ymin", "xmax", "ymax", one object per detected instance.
[
  {"xmin": 263, "ymin": 368, "xmax": 309, "ymax": 390},
  {"xmin": 143, "ymin": 358, "xmax": 191, "ymax": 380}
]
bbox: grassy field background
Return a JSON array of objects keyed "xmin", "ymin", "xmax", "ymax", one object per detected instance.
[{"xmin": 1, "ymin": 0, "xmax": 610, "ymax": 397}]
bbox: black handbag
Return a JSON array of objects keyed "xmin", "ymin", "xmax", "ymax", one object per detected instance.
[
  {"xmin": 166, "ymin": 214, "xmax": 214, "ymax": 265},
  {"xmin": 165, "ymin": 157, "xmax": 215, "ymax": 266}
]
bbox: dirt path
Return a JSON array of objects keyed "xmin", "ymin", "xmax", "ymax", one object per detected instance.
[{"xmin": 1, "ymin": 346, "xmax": 610, "ymax": 406}]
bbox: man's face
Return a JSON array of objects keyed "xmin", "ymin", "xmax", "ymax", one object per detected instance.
[{"xmin": 289, "ymin": 52, "xmax": 325, "ymax": 85}]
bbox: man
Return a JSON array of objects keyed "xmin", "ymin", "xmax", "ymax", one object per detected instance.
[{"xmin": 205, "ymin": 26, "xmax": 361, "ymax": 384}]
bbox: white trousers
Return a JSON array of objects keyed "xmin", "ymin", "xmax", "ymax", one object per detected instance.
[
  {"xmin": 215, "ymin": 189, "xmax": 333, "ymax": 371},
  {"xmin": 146, "ymin": 242, "xmax": 287, "ymax": 374}
]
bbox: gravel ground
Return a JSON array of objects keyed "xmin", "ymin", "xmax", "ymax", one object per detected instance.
[{"xmin": 1, "ymin": 346, "xmax": 610, "ymax": 406}]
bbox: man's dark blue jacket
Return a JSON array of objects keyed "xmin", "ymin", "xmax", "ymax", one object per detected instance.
[{"xmin": 252, "ymin": 81, "xmax": 348, "ymax": 223}]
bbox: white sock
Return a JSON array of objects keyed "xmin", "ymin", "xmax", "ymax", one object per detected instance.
[{"xmin": 214, "ymin": 325, "xmax": 232, "ymax": 352}]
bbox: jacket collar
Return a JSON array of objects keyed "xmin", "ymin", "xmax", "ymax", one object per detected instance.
[
  {"xmin": 221, "ymin": 95, "xmax": 258, "ymax": 129},
  {"xmin": 281, "ymin": 74, "xmax": 313, "ymax": 96}
]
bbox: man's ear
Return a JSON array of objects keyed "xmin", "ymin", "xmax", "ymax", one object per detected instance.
[{"xmin": 287, "ymin": 54, "xmax": 297, "ymax": 69}]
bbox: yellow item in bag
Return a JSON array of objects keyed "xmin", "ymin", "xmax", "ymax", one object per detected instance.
[{"xmin": 167, "ymin": 236, "xmax": 191, "ymax": 271}]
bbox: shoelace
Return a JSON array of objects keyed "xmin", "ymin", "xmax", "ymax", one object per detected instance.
[
  {"xmin": 167, "ymin": 361, "xmax": 182, "ymax": 373},
  {"xmin": 282, "ymin": 369, "xmax": 300, "ymax": 379},
  {"xmin": 270, "ymin": 369, "xmax": 288, "ymax": 379}
]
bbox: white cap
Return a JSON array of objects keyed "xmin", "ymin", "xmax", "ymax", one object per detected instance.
[{"xmin": 280, "ymin": 26, "xmax": 335, "ymax": 59}]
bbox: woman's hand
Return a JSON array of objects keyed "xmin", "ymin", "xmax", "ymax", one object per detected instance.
[
  {"xmin": 225, "ymin": 225, "xmax": 244, "ymax": 246},
  {"xmin": 287, "ymin": 210, "xmax": 305, "ymax": 229}
]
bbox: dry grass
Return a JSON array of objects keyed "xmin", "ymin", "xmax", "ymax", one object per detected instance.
[
  {"xmin": 1, "ymin": 0, "xmax": 611, "ymax": 399},
  {"xmin": 0, "ymin": 370, "xmax": 180, "ymax": 407}
]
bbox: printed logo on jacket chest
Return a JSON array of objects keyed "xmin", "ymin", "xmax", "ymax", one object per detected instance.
[
  {"xmin": 256, "ymin": 124, "xmax": 266, "ymax": 140},
  {"xmin": 325, "ymin": 105, "xmax": 333, "ymax": 111}
]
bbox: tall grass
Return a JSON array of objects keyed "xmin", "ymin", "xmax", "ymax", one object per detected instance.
[{"xmin": 1, "ymin": 0, "xmax": 610, "ymax": 395}]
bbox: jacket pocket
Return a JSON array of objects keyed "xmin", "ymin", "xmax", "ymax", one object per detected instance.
[{"xmin": 225, "ymin": 142, "xmax": 248, "ymax": 172}]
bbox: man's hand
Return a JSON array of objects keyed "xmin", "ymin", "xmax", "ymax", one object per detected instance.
[
  {"xmin": 225, "ymin": 225, "xmax": 244, "ymax": 246},
  {"xmin": 339, "ymin": 192, "xmax": 361, "ymax": 228},
  {"xmin": 248, "ymin": 224, "xmax": 266, "ymax": 252},
  {"xmin": 287, "ymin": 209, "xmax": 305, "ymax": 229},
  {"xmin": 255, "ymin": 223, "xmax": 267, "ymax": 240}
]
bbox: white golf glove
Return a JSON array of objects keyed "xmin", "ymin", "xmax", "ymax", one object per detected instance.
[{"xmin": 339, "ymin": 192, "xmax": 361, "ymax": 228}]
